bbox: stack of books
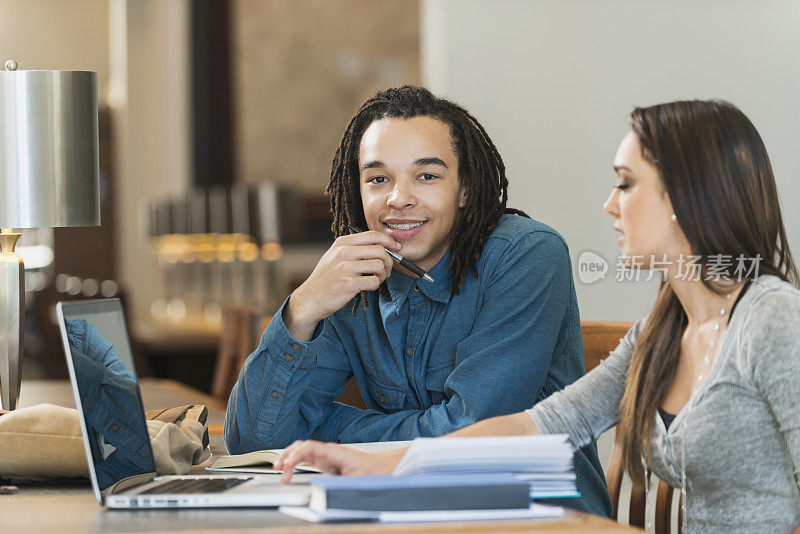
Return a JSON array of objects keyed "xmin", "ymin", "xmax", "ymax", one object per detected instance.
[
  {"xmin": 281, "ymin": 473, "xmax": 562, "ymax": 523},
  {"xmin": 279, "ymin": 435, "xmax": 575, "ymax": 523},
  {"xmin": 393, "ymin": 434, "xmax": 577, "ymax": 499}
]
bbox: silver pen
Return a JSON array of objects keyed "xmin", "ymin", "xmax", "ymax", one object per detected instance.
[{"xmin": 347, "ymin": 225, "xmax": 434, "ymax": 283}]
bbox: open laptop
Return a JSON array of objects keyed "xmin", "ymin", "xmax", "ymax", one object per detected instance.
[{"xmin": 56, "ymin": 298, "xmax": 310, "ymax": 509}]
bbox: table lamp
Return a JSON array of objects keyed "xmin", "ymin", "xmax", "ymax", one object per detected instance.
[{"xmin": 0, "ymin": 60, "xmax": 100, "ymax": 410}]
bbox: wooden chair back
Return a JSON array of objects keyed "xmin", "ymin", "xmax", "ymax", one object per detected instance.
[
  {"xmin": 213, "ymin": 306, "xmax": 367, "ymax": 409},
  {"xmin": 211, "ymin": 306, "xmax": 268, "ymax": 402},
  {"xmin": 580, "ymin": 320, "xmax": 681, "ymax": 533},
  {"xmin": 581, "ymin": 320, "xmax": 633, "ymax": 373}
]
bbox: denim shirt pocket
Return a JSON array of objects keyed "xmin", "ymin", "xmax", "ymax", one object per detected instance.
[
  {"xmin": 363, "ymin": 374, "xmax": 406, "ymax": 412},
  {"xmin": 425, "ymin": 364, "xmax": 452, "ymax": 405}
]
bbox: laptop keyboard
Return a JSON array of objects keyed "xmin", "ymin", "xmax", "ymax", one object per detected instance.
[{"xmin": 140, "ymin": 477, "xmax": 253, "ymax": 495}]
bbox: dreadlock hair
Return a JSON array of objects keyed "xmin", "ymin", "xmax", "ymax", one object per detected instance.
[{"xmin": 326, "ymin": 85, "xmax": 529, "ymax": 314}]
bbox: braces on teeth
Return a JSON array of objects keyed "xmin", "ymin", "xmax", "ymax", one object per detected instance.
[{"xmin": 386, "ymin": 222, "xmax": 424, "ymax": 230}]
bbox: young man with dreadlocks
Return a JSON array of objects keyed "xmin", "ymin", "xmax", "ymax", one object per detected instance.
[{"xmin": 225, "ymin": 86, "xmax": 611, "ymax": 516}]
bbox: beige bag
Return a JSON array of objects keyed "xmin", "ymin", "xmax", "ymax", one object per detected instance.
[{"xmin": 0, "ymin": 403, "xmax": 211, "ymax": 482}]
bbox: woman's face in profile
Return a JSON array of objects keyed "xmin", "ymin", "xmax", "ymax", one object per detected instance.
[{"xmin": 603, "ymin": 131, "xmax": 690, "ymax": 267}]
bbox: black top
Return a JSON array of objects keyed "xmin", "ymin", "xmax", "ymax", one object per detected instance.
[
  {"xmin": 659, "ymin": 407, "xmax": 677, "ymax": 430},
  {"xmin": 659, "ymin": 278, "xmax": 753, "ymax": 430}
]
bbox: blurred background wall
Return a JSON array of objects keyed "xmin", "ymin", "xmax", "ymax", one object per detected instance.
[
  {"xmin": 232, "ymin": 0, "xmax": 419, "ymax": 192},
  {"xmin": 0, "ymin": 0, "xmax": 110, "ymax": 95},
  {"xmin": 112, "ymin": 0, "xmax": 193, "ymax": 321},
  {"xmin": 421, "ymin": 0, "xmax": 800, "ymax": 321}
]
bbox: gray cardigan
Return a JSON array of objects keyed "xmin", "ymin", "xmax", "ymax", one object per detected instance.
[{"xmin": 527, "ymin": 275, "xmax": 800, "ymax": 533}]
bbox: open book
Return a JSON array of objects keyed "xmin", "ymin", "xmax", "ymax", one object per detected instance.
[{"xmin": 207, "ymin": 440, "xmax": 411, "ymax": 474}]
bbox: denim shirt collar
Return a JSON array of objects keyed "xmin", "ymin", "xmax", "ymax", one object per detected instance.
[{"xmin": 385, "ymin": 249, "xmax": 452, "ymax": 305}]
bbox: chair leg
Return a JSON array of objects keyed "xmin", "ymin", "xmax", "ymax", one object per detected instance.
[
  {"xmin": 655, "ymin": 479, "xmax": 673, "ymax": 534},
  {"xmin": 629, "ymin": 481, "xmax": 647, "ymax": 528},
  {"xmin": 606, "ymin": 437, "xmax": 625, "ymax": 521}
]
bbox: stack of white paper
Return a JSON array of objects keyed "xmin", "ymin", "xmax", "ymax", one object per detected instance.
[{"xmin": 392, "ymin": 435, "xmax": 577, "ymax": 499}]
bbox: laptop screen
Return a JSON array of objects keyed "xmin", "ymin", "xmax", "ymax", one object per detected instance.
[{"xmin": 59, "ymin": 299, "xmax": 156, "ymax": 491}]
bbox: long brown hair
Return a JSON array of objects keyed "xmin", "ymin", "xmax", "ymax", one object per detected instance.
[
  {"xmin": 617, "ymin": 100, "xmax": 799, "ymax": 483},
  {"xmin": 326, "ymin": 86, "xmax": 528, "ymax": 314}
]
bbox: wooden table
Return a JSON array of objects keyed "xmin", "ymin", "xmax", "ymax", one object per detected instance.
[{"xmin": 1, "ymin": 380, "xmax": 641, "ymax": 534}]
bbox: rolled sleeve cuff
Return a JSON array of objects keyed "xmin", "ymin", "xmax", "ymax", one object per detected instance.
[
  {"xmin": 261, "ymin": 295, "xmax": 328, "ymax": 363},
  {"xmin": 526, "ymin": 406, "xmax": 556, "ymax": 435},
  {"xmin": 526, "ymin": 405, "xmax": 584, "ymax": 453}
]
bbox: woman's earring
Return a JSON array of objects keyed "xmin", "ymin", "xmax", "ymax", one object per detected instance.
[{"xmin": 670, "ymin": 214, "xmax": 677, "ymax": 222}]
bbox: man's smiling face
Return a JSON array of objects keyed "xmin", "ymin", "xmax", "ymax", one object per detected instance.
[{"xmin": 359, "ymin": 116, "xmax": 466, "ymax": 273}]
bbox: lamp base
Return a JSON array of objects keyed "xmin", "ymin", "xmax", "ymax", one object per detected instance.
[{"xmin": 0, "ymin": 230, "xmax": 24, "ymax": 410}]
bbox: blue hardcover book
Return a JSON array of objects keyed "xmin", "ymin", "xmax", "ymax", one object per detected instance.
[{"xmin": 308, "ymin": 473, "xmax": 530, "ymax": 513}]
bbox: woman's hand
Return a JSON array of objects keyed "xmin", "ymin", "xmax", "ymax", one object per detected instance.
[
  {"xmin": 274, "ymin": 440, "xmax": 405, "ymax": 483},
  {"xmin": 273, "ymin": 412, "xmax": 536, "ymax": 483}
]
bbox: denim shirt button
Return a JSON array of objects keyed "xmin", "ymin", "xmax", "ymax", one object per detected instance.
[
  {"xmin": 379, "ymin": 395, "xmax": 386, "ymax": 404},
  {"xmin": 271, "ymin": 391, "xmax": 279, "ymax": 398},
  {"xmin": 406, "ymin": 347, "xmax": 413, "ymax": 356},
  {"xmin": 291, "ymin": 343, "xmax": 300, "ymax": 351}
]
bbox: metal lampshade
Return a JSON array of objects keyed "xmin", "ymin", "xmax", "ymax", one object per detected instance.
[
  {"xmin": 1, "ymin": 67, "xmax": 100, "ymax": 227},
  {"xmin": 0, "ymin": 62, "xmax": 101, "ymax": 409}
]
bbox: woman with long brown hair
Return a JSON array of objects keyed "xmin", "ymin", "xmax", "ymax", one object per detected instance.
[{"xmin": 275, "ymin": 100, "xmax": 800, "ymax": 532}]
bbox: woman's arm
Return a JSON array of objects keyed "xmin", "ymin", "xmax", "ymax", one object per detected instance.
[
  {"xmin": 445, "ymin": 411, "xmax": 539, "ymax": 437},
  {"xmin": 275, "ymin": 412, "xmax": 538, "ymax": 482},
  {"xmin": 746, "ymin": 290, "xmax": 800, "ymax": 498},
  {"xmin": 276, "ymin": 318, "xmax": 645, "ymax": 482}
]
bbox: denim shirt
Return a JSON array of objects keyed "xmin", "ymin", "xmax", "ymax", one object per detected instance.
[{"xmin": 225, "ymin": 214, "xmax": 611, "ymax": 516}]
